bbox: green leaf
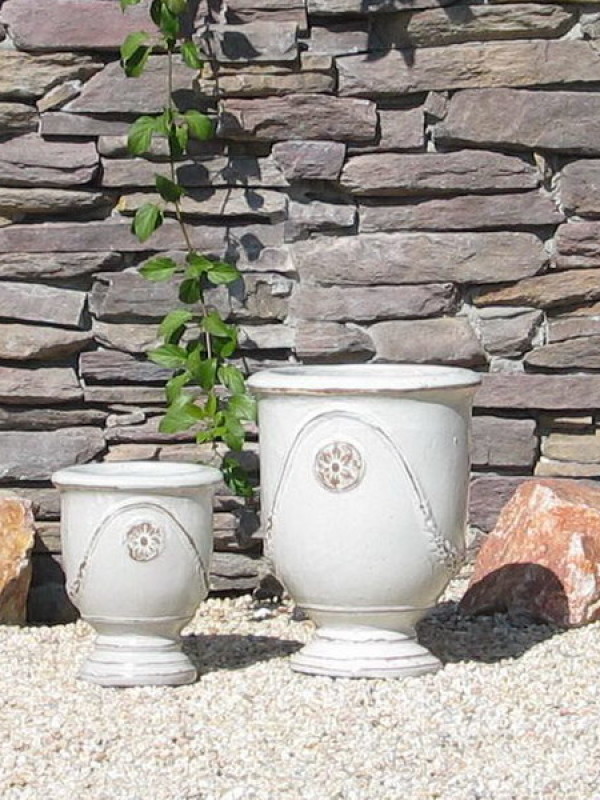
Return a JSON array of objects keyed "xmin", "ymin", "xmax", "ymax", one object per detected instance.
[
  {"xmin": 204, "ymin": 391, "xmax": 218, "ymax": 418},
  {"xmin": 154, "ymin": 110, "xmax": 171, "ymax": 137},
  {"xmin": 160, "ymin": 399, "xmax": 202, "ymax": 434},
  {"xmin": 148, "ymin": 343, "xmax": 188, "ymax": 369},
  {"xmin": 150, "ymin": 0, "xmax": 162, "ymax": 25},
  {"xmin": 165, "ymin": 372, "xmax": 191, "ymax": 404},
  {"xmin": 218, "ymin": 338, "xmax": 237, "ymax": 359},
  {"xmin": 159, "ymin": 309, "xmax": 193, "ymax": 340},
  {"xmin": 132, "ymin": 203, "xmax": 163, "ymax": 242},
  {"xmin": 181, "ymin": 40, "xmax": 203, "ymax": 70},
  {"xmin": 221, "ymin": 456, "xmax": 253, "ymax": 498},
  {"xmin": 127, "ymin": 116, "xmax": 159, "ymax": 155},
  {"xmin": 188, "ymin": 354, "xmax": 218, "ymax": 391},
  {"xmin": 121, "ymin": 0, "xmax": 143, "ymax": 10},
  {"xmin": 168, "ymin": 123, "xmax": 188, "ymax": 158},
  {"xmin": 121, "ymin": 31, "xmax": 150, "ymax": 61},
  {"xmin": 159, "ymin": 3, "xmax": 179, "ymax": 37},
  {"xmin": 155, "ymin": 174, "xmax": 184, "ymax": 203},
  {"xmin": 166, "ymin": 0, "xmax": 187, "ymax": 13},
  {"xmin": 139, "ymin": 256, "xmax": 178, "ymax": 282},
  {"xmin": 122, "ymin": 44, "xmax": 152, "ymax": 77},
  {"xmin": 227, "ymin": 393, "xmax": 256, "ymax": 422},
  {"xmin": 203, "ymin": 311, "xmax": 234, "ymax": 338},
  {"xmin": 207, "ymin": 261, "xmax": 241, "ymax": 286},
  {"xmin": 218, "ymin": 364, "xmax": 245, "ymax": 395},
  {"xmin": 184, "ymin": 110, "xmax": 213, "ymax": 141},
  {"xmin": 185, "ymin": 252, "xmax": 213, "ymax": 277},
  {"xmin": 179, "ymin": 277, "xmax": 202, "ymax": 304},
  {"xmin": 222, "ymin": 413, "xmax": 245, "ymax": 452}
]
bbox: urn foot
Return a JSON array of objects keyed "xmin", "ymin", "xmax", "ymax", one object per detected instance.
[
  {"xmin": 290, "ymin": 626, "xmax": 441, "ymax": 679},
  {"xmin": 80, "ymin": 633, "xmax": 197, "ymax": 687}
]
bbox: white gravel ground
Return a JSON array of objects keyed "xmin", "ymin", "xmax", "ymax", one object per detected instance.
[{"xmin": 0, "ymin": 579, "xmax": 599, "ymax": 800}]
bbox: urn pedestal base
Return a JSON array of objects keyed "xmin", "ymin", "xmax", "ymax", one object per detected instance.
[
  {"xmin": 290, "ymin": 626, "xmax": 441, "ymax": 679},
  {"xmin": 79, "ymin": 633, "xmax": 197, "ymax": 688}
]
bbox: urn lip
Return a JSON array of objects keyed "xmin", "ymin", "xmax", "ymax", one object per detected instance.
[
  {"xmin": 248, "ymin": 364, "xmax": 481, "ymax": 395},
  {"xmin": 52, "ymin": 460, "xmax": 223, "ymax": 491}
]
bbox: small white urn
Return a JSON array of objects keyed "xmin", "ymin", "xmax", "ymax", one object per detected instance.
[
  {"xmin": 248, "ymin": 365, "xmax": 480, "ymax": 679},
  {"xmin": 52, "ymin": 461, "xmax": 221, "ymax": 687}
]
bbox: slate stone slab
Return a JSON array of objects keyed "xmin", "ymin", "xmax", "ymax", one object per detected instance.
[
  {"xmin": 556, "ymin": 223, "xmax": 600, "ymax": 269},
  {"xmin": 308, "ymin": 0, "xmax": 456, "ymax": 13},
  {"xmin": 372, "ymin": 4, "xmax": 575, "ymax": 49},
  {"xmin": 0, "ymin": 0, "xmax": 154, "ymax": 51},
  {"xmin": 79, "ymin": 350, "xmax": 173, "ymax": 385},
  {"xmin": 0, "ymin": 408, "xmax": 107, "ymax": 431},
  {"xmin": 0, "ymin": 187, "xmax": 112, "ymax": 216},
  {"xmin": 370, "ymin": 318, "xmax": 486, "ymax": 366},
  {"xmin": 359, "ymin": 192, "xmax": 563, "ymax": 232},
  {"xmin": 117, "ymin": 188, "xmax": 287, "ymax": 221},
  {"xmin": 0, "ymin": 102, "xmax": 37, "ymax": 134},
  {"xmin": 0, "ymin": 367, "xmax": 82, "ymax": 405},
  {"xmin": 0, "ymin": 324, "xmax": 92, "ymax": 361},
  {"xmin": 524, "ymin": 336, "xmax": 600, "ymax": 370},
  {"xmin": 90, "ymin": 270, "xmax": 198, "ymax": 322},
  {"xmin": 40, "ymin": 113, "xmax": 133, "ymax": 138},
  {"xmin": 341, "ymin": 150, "xmax": 538, "ymax": 195},
  {"xmin": 0, "ymin": 221, "xmax": 226, "ymax": 255},
  {"xmin": 65, "ymin": 57, "xmax": 197, "ymax": 115},
  {"xmin": 338, "ymin": 41, "xmax": 600, "ymax": 97},
  {"xmin": 435, "ymin": 89, "xmax": 600, "ymax": 155},
  {"xmin": 271, "ymin": 140, "xmax": 346, "ymax": 181},
  {"xmin": 0, "ymin": 283, "xmax": 85, "ymax": 328},
  {"xmin": 0, "ymin": 135, "xmax": 98, "ymax": 187},
  {"xmin": 290, "ymin": 283, "xmax": 457, "ymax": 321},
  {"xmin": 0, "ymin": 428, "xmax": 105, "ymax": 482},
  {"xmin": 349, "ymin": 107, "xmax": 424, "ymax": 153},
  {"xmin": 208, "ymin": 22, "xmax": 298, "ymax": 63},
  {"xmin": 101, "ymin": 156, "xmax": 288, "ymax": 189},
  {"xmin": 294, "ymin": 321, "xmax": 374, "ymax": 360},
  {"xmin": 0, "ymin": 50, "xmax": 102, "ymax": 100},
  {"xmin": 474, "ymin": 269, "xmax": 600, "ymax": 310},
  {"xmin": 0, "ymin": 252, "xmax": 122, "ymax": 280},
  {"xmin": 285, "ymin": 199, "xmax": 356, "ymax": 241},
  {"xmin": 475, "ymin": 374, "xmax": 600, "ymax": 411},
  {"xmin": 472, "ymin": 416, "xmax": 537, "ymax": 469},
  {"xmin": 477, "ymin": 309, "xmax": 543, "ymax": 357},
  {"xmin": 560, "ymin": 160, "xmax": 600, "ymax": 216},
  {"xmin": 291, "ymin": 232, "xmax": 546, "ymax": 285},
  {"xmin": 219, "ymin": 95, "xmax": 377, "ymax": 141}
]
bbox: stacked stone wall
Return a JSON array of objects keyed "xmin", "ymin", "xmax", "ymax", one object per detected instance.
[{"xmin": 1, "ymin": 0, "xmax": 600, "ymax": 619}]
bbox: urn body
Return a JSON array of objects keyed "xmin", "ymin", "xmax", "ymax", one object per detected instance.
[
  {"xmin": 248, "ymin": 365, "xmax": 480, "ymax": 678},
  {"xmin": 53, "ymin": 461, "xmax": 221, "ymax": 686}
]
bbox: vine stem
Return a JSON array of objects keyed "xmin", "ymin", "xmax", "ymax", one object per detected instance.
[{"xmin": 166, "ymin": 44, "xmax": 213, "ymax": 361}]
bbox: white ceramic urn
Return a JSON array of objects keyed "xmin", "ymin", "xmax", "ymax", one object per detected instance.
[
  {"xmin": 52, "ymin": 461, "xmax": 221, "ymax": 687},
  {"xmin": 248, "ymin": 365, "xmax": 480, "ymax": 678}
]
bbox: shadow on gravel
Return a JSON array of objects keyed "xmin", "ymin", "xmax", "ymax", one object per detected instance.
[
  {"xmin": 416, "ymin": 601, "xmax": 565, "ymax": 665},
  {"xmin": 182, "ymin": 633, "xmax": 302, "ymax": 676}
]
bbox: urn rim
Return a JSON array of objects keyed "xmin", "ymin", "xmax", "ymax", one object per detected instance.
[
  {"xmin": 52, "ymin": 460, "xmax": 223, "ymax": 491},
  {"xmin": 247, "ymin": 364, "xmax": 481, "ymax": 395}
]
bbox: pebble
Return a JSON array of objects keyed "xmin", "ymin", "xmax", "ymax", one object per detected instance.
[{"xmin": 0, "ymin": 579, "xmax": 598, "ymax": 800}]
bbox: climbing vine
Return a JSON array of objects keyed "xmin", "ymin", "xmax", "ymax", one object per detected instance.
[{"xmin": 120, "ymin": 0, "xmax": 255, "ymax": 496}]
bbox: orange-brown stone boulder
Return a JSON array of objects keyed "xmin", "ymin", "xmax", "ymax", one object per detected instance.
[
  {"xmin": 460, "ymin": 480, "xmax": 600, "ymax": 627},
  {"xmin": 0, "ymin": 496, "xmax": 35, "ymax": 625}
]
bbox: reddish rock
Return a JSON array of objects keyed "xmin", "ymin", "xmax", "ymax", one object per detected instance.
[
  {"xmin": 0, "ymin": 496, "xmax": 35, "ymax": 625},
  {"xmin": 461, "ymin": 480, "xmax": 600, "ymax": 626}
]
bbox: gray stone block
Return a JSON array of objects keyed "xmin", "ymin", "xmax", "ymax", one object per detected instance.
[
  {"xmin": 0, "ymin": 283, "xmax": 86, "ymax": 328},
  {"xmin": 0, "ymin": 428, "xmax": 105, "ymax": 482}
]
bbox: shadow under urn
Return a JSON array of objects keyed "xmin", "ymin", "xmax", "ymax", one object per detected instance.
[
  {"xmin": 52, "ymin": 461, "xmax": 222, "ymax": 687},
  {"xmin": 248, "ymin": 364, "xmax": 481, "ymax": 679}
]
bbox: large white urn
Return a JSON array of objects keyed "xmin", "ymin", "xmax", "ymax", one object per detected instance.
[
  {"xmin": 52, "ymin": 461, "xmax": 221, "ymax": 687},
  {"xmin": 248, "ymin": 365, "xmax": 480, "ymax": 678}
]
